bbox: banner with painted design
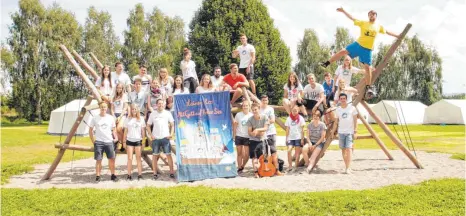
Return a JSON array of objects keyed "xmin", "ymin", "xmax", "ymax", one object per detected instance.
[{"xmin": 174, "ymin": 91, "xmax": 236, "ymax": 182}]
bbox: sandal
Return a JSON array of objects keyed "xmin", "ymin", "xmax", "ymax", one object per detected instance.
[
  {"xmin": 169, "ymin": 173, "xmax": 175, "ymax": 179},
  {"xmin": 237, "ymin": 166, "xmax": 244, "ymax": 174},
  {"xmin": 254, "ymin": 171, "xmax": 259, "ymax": 178},
  {"xmin": 153, "ymin": 174, "xmax": 159, "ymax": 180}
]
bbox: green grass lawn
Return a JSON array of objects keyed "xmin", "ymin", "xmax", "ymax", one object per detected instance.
[
  {"xmin": 1, "ymin": 125, "xmax": 92, "ymax": 184},
  {"xmin": 1, "ymin": 178, "xmax": 464, "ymax": 216}
]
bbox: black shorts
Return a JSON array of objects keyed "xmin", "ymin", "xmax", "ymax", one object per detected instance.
[
  {"xmin": 184, "ymin": 77, "xmax": 199, "ymax": 93},
  {"xmin": 305, "ymin": 100, "xmax": 324, "ymax": 116},
  {"xmin": 249, "ymin": 139, "xmax": 277, "ymax": 159},
  {"xmin": 325, "ymin": 92, "xmax": 334, "ymax": 108},
  {"xmin": 229, "ymin": 92, "xmax": 243, "ymax": 103},
  {"xmin": 239, "ymin": 66, "xmax": 254, "ymax": 80},
  {"xmin": 127, "ymin": 140, "xmax": 142, "ymax": 147},
  {"xmin": 235, "ymin": 136, "xmax": 249, "ymax": 146}
]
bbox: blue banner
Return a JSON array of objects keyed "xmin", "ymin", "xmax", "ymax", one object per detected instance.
[{"xmin": 174, "ymin": 91, "xmax": 237, "ymax": 182}]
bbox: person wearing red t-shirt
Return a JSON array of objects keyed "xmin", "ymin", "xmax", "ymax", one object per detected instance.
[{"xmin": 219, "ymin": 63, "xmax": 249, "ymax": 105}]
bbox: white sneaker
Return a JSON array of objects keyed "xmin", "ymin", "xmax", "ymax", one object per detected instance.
[{"xmin": 345, "ymin": 168, "xmax": 352, "ymax": 174}]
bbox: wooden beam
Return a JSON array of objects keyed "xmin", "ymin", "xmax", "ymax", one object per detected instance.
[
  {"xmin": 42, "ymin": 97, "xmax": 93, "ymax": 180},
  {"xmin": 241, "ymin": 87, "xmax": 252, "ymax": 112},
  {"xmin": 247, "ymin": 90, "xmax": 261, "ymax": 104},
  {"xmin": 355, "ymin": 106, "xmax": 394, "ymax": 160},
  {"xmin": 311, "ymin": 120, "xmax": 338, "ymax": 169},
  {"xmin": 275, "ymin": 116, "xmax": 286, "ymax": 131},
  {"xmin": 361, "ymin": 101, "xmax": 422, "ymax": 168},
  {"xmin": 71, "ymin": 50, "xmax": 99, "ymax": 80},
  {"xmin": 89, "ymin": 52, "xmax": 104, "ymax": 71},
  {"xmin": 59, "ymin": 45, "xmax": 102, "ymax": 103},
  {"xmin": 352, "ymin": 23, "xmax": 412, "ymax": 107},
  {"xmin": 81, "ymin": 103, "xmax": 99, "ymax": 113}
]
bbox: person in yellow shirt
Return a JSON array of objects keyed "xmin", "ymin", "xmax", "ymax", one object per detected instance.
[{"xmin": 320, "ymin": 7, "xmax": 400, "ymax": 99}]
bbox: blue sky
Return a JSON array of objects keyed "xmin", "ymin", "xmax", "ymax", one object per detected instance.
[{"xmin": 2, "ymin": 0, "xmax": 464, "ymax": 94}]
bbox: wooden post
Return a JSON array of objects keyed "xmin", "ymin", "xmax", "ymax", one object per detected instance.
[
  {"xmin": 361, "ymin": 101, "xmax": 422, "ymax": 168},
  {"xmin": 42, "ymin": 97, "xmax": 93, "ymax": 180},
  {"xmin": 247, "ymin": 90, "xmax": 261, "ymax": 104},
  {"xmin": 59, "ymin": 45, "xmax": 102, "ymax": 103},
  {"xmin": 275, "ymin": 117, "xmax": 286, "ymax": 131},
  {"xmin": 71, "ymin": 50, "xmax": 99, "ymax": 80},
  {"xmin": 310, "ymin": 120, "xmax": 338, "ymax": 169},
  {"xmin": 89, "ymin": 52, "xmax": 103, "ymax": 71},
  {"xmin": 352, "ymin": 24, "xmax": 412, "ymax": 107},
  {"xmin": 241, "ymin": 87, "xmax": 252, "ymax": 112},
  {"xmin": 355, "ymin": 106, "xmax": 394, "ymax": 160}
]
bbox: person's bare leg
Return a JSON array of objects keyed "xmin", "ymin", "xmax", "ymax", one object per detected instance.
[
  {"xmin": 344, "ymin": 148, "xmax": 352, "ymax": 169},
  {"xmin": 167, "ymin": 154, "xmax": 175, "ymax": 174},
  {"xmin": 109, "ymin": 158, "xmax": 116, "ymax": 175},
  {"xmin": 294, "ymin": 147, "xmax": 302, "ymax": 169},
  {"xmin": 152, "ymin": 155, "xmax": 159, "ymax": 174},
  {"xmin": 363, "ymin": 64, "xmax": 371, "ymax": 86},
  {"xmin": 287, "ymin": 145, "xmax": 293, "ymax": 170},
  {"xmin": 96, "ymin": 160, "xmax": 102, "ymax": 176},
  {"xmin": 249, "ymin": 80, "xmax": 256, "ymax": 95},
  {"xmin": 283, "ymin": 99, "xmax": 291, "ymax": 114},
  {"xmin": 242, "ymin": 146, "xmax": 249, "ymax": 167},
  {"xmin": 127, "ymin": 146, "xmax": 134, "ymax": 176},
  {"xmin": 299, "ymin": 105, "xmax": 307, "ymax": 117},
  {"xmin": 308, "ymin": 147, "xmax": 322, "ymax": 171},
  {"xmin": 302, "ymin": 144, "xmax": 310, "ymax": 166},
  {"xmin": 135, "ymin": 146, "xmax": 142, "ymax": 175},
  {"xmin": 329, "ymin": 49, "xmax": 349, "ymax": 64},
  {"xmin": 272, "ymin": 154, "xmax": 283, "ymax": 176},
  {"xmin": 159, "ymin": 152, "xmax": 169, "ymax": 166},
  {"xmin": 230, "ymin": 89, "xmax": 243, "ymax": 105},
  {"xmin": 236, "ymin": 145, "xmax": 243, "ymax": 168}
]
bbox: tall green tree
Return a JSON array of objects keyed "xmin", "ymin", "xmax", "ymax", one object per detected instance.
[
  {"xmin": 122, "ymin": 4, "xmax": 185, "ymax": 76},
  {"xmin": 6, "ymin": 0, "xmax": 84, "ymax": 123},
  {"xmin": 83, "ymin": 6, "xmax": 120, "ymax": 69},
  {"xmin": 373, "ymin": 35, "xmax": 442, "ymax": 105},
  {"xmin": 186, "ymin": 0, "xmax": 292, "ymax": 103},
  {"xmin": 294, "ymin": 29, "xmax": 330, "ymax": 84}
]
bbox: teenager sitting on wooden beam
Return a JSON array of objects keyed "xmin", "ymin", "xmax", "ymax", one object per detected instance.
[{"xmin": 218, "ymin": 63, "xmax": 249, "ymax": 105}]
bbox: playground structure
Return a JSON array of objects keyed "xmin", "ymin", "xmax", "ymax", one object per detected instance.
[{"xmin": 42, "ymin": 23, "xmax": 421, "ymax": 181}]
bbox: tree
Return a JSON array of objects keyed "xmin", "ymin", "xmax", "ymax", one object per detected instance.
[
  {"xmin": 294, "ymin": 29, "xmax": 330, "ymax": 84},
  {"xmin": 83, "ymin": 6, "xmax": 120, "ymax": 69},
  {"xmin": 122, "ymin": 4, "xmax": 185, "ymax": 76},
  {"xmin": 373, "ymin": 35, "xmax": 443, "ymax": 105},
  {"xmin": 186, "ymin": 0, "xmax": 292, "ymax": 103},
  {"xmin": 6, "ymin": 0, "xmax": 84, "ymax": 123}
]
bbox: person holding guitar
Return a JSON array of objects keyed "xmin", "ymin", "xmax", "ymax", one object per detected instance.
[{"xmin": 247, "ymin": 103, "xmax": 284, "ymax": 178}]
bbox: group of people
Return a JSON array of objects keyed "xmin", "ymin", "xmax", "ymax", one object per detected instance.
[{"xmin": 87, "ymin": 7, "xmax": 399, "ymax": 181}]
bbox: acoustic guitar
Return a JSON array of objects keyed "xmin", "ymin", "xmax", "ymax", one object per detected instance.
[{"xmin": 258, "ymin": 139, "xmax": 276, "ymax": 177}]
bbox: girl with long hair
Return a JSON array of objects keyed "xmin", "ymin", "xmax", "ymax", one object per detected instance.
[
  {"xmin": 111, "ymin": 83, "xmax": 129, "ymax": 151},
  {"xmin": 195, "ymin": 74, "xmax": 216, "ymax": 93},
  {"xmin": 282, "ymin": 72, "xmax": 307, "ymax": 117},
  {"xmin": 123, "ymin": 104, "xmax": 145, "ymax": 180},
  {"xmin": 180, "ymin": 48, "xmax": 199, "ymax": 93}
]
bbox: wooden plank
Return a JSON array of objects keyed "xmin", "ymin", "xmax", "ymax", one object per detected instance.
[
  {"xmin": 59, "ymin": 45, "xmax": 102, "ymax": 104},
  {"xmin": 355, "ymin": 106, "xmax": 394, "ymax": 160},
  {"xmin": 352, "ymin": 23, "xmax": 412, "ymax": 107},
  {"xmin": 89, "ymin": 52, "xmax": 104, "ymax": 72},
  {"xmin": 361, "ymin": 101, "xmax": 422, "ymax": 168},
  {"xmin": 71, "ymin": 50, "xmax": 99, "ymax": 80},
  {"xmin": 275, "ymin": 117, "xmax": 286, "ymax": 131}
]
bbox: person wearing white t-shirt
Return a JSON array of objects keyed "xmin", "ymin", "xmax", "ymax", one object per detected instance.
[
  {"xmin": 111, "ymin": 62, "xmax": 131, "ymax": 93},
  {"xmin": 283, "ymin": 72, "xmax": 307, "ymax": 117},
  {"xmin": 335, "ymin": 93, "xmax": 358, "ymax": 174},
  {"xmin": 259, "ymin": 95, "xmax": 277, "ymax": 150},
  {"xmin": 132, "ymin": 65, "xmax": 152, "ymax": 93},
  {"xmin": 147, "ymin": 98, "xmax": 175, "ymax": 179},
  {"xmin": 303, "ymin": 73, "xmax": 325, "ymax": 118},
  {"xmin": 89, "ymin": 103, "xmax": 118, "ymax": 182},
  {"xmin": 334, "ymin": 79, "xmax": 358, "ymax": 105},
  {"xmin": 180, "ymin": 48, "xmax": 199, "ymax": 93},
  {"xmin": 232, "ymin": 34, "xmax": 256, "ymax": 95},
  {"xmin": 233, "ymin": 101, "xmax": 252, "ymax": 173},
  {"xmin": 95, "ymin": 65, "xmax": 114, "ymax": 104},
  {"xmin": 211, "ymin": 66, "xmax": 224, "ymax": 88},
  {"xmin": 285, "ymin": 105, "xmax": 306, "ymax": 172},
  {"xmin": 111, "ymin": 83, "xmax": 129, "ymax": 151},
  {"xmin": 196, "ymin": 74, "xmax": 216, "ymax": 93},
  {"xmin": 123, "ymin": 104, "xmax": 146, "ymax": 181},
  {"xmin": 167, "ymin": 75, "xmax": 189, "ymax": 111},
  {"xmin": 333, "ymin": 56, "xmax": 363, "ymax": 89}
]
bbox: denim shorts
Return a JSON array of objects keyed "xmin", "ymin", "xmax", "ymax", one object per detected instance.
[
  {"xmin": 346, "ymin": 42, "xmax": 372, "ymax": 65},
  {"xmin": 287, "ymin": 139, "xmax": 302, "ymax": 147},
  {"xmin": 311, "ymin": 141, "xmax": 324, "ymax": 149},
  {"xmin": 94, "ymin": 141, "xmax": 116, "ymax": 160},
  {"xmin": 152, "ymin": 138, "xmax": 171, "ymax": 155},
  {"xmin": 338, "ymin": 133, "xmax": 353, "ymax": 149}
]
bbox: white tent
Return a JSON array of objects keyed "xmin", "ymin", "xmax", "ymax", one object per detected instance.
[
  {"xmin": 368, "ymin": 100, "xmax": 426, "ymax": 124},
  {"xmin": 355, "ymin": 103, "xmax": 375, "ymax": 124},
  {"xmin": 423, "ymin": 99, "xmax": 466, "ymax": 125},
  {"xmin": 47, "ymin": 99, "xmax": 99, "ymax": 136}
]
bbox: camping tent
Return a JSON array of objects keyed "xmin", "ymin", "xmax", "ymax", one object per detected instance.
[
  {"xmin": 47, "ymin": 99, "xmax": 99, "ymax": 136},
  {"xmin": 368, "ymin": 100, "xmax": 426, "ymax": 124},
  {"xmin": 355, "ymin": 103, "xmax": 375, "ymax": 124},
  {"xmin": 423, "ymin": 99, "xmax": 466, "ymax": 125}
]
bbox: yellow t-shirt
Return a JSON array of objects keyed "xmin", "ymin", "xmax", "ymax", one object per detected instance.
[{"xmin": 354, "ymin": 20, "xmax": 386, "ymax": 50}]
